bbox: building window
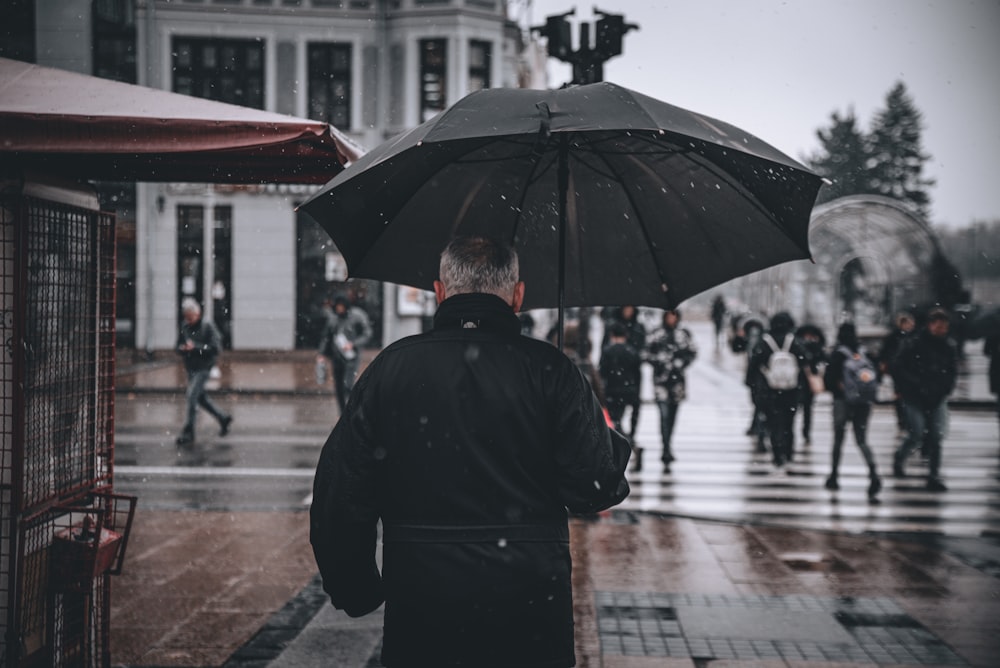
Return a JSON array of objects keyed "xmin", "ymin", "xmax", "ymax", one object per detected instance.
[
  {"xmin": 93, "ymin": 0, "xmax": 136, "ymax": 84},
  {"xmin": 172, "ymin": 37, "xmax": 265, "ymax": 109},
  {"xmin": 308, "ymin": 43, "xmax": 352, "ymax": 128},
  {"xmin": 420, "ymin": 39, "xmax": 447, "ymax": 122},
  {"xmin": 468, "ymin": 40, "xmax": 491, "ymax": 92}
]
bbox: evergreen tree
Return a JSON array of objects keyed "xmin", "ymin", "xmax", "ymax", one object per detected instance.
[
  {"xmin": 808, "ymin": 109, "xmax": 870, "ymax": 205},
  {"xmin": 808, "ymin": 81, "xmax": 934, "ymax": 216},
  {"xmin": 866, "ymin": 81, "xmax": 934, "ymax": 217}
]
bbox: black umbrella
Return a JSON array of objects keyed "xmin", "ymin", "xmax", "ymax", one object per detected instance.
[{"xmin": 299, "ymin": 82, "xmax": 822, "ymax": 330}]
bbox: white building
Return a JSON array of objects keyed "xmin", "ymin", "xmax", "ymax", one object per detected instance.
[{"xmin": 11, "ymin": 0, "xmax": 537, "ymax": 351}]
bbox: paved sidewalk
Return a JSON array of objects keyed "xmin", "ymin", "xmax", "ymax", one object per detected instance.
[{"xmin": 111, "ymin": 321, "xmax": 1000, "ymax": 667}]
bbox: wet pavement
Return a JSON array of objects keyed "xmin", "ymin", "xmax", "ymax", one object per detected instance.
[{"xmin": 110, "ymin": 319, "xmax": 1000, "ymax": 667}]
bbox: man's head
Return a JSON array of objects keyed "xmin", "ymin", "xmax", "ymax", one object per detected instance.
[
  {"xmin": 181, "ymin": 297, "xmax": 202, "ymax": 325},
  {"xmin": 927, "ymin": 307, "xmax": 950, "ymax": 338},
  {"xmin": 663, "ymin": 309, "xmax": 680, "ymax": 329},
  {"xmin": 333, "ymin": 294, "xmax": 350, "ymax": 316},
  {"xmin": 434, "ymin": 236, "xmax": 524, "ymax": 310},
  {"xmin": 608, "ymin": 322, "xmax": 627, "ymax": 342}
]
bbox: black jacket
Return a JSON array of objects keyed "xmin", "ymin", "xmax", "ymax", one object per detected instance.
[
  {"xmin": 310, "ymin": 293, "xmax": 631, "ymax": 667},
  {"xmin": 175, "ymin": 317, "xmax": 221, "ymax": 372},
  {"xmin": 890, "ymin": 328, "xmax": 958, "ymax": 409}
]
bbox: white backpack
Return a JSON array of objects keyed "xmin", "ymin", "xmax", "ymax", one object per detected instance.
[{"xmin": 761, "ymin": 333, "xmax": 799, "ymax": 390}]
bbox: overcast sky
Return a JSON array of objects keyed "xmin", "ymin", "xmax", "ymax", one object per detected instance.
[{"xmin": 512, "ymin": 0, "xmax": 1000, "ymax": 228}]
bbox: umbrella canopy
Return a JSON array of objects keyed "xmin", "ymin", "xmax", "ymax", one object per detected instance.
[
  {"xmin": 0, "ymin": 57, "xmax": 363, "ymax": 184},
  {"xmin": 299, "ymin": 82, "xmax": 822, "ymax": 310}
]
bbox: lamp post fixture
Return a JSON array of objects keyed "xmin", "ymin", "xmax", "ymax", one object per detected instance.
[{"xmin": 531, "ymin": 7, "xmax": 639, "ymax": 86}]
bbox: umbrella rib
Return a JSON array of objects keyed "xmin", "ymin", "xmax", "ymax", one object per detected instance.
[
  {"xmin": 509, "ymin": 144, "xmax": 558, "ymax": 246},
  {"xmin": 586, "ymin": 148, "xmax": 676, "ymax": 300}
]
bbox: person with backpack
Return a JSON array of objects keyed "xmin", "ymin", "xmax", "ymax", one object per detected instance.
[
  {"xmin": 748, "ymin": 312, "xmax": 806, "ymax": 469},
  {"xmin": 822, "ymin": 322, "xmax": 882, "ymax": 502}
]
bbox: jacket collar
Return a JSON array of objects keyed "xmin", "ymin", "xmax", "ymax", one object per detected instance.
[{"xmin": 433, "ymin": 293, "xmax": 521, "ymax": 336}]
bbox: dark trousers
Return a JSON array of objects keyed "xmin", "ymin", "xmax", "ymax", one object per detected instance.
[
  {"xmin": 332, "ymin": 355, "xmax": 360, "ymax": 413},
  {"xmin": 182, "ymin": 368, "xmax": 226, "ymax": 435},
  {"xmin": 766, "ymin": 391, "xmax": 797, "ymax": 466},
  {"xmin": 895, "ymin": 399, "xmax": 948, "ymax": 480},
  {"xmin": 656, "ymin": 399, "xmax": 681, "ymax": 460},
  {"xmin": 606, "ymin": 393, "xmax": 640, "ymax": 439},
  {"xmin": 830, "ymin": 400, "xmax": 877, "ymax": 477}
]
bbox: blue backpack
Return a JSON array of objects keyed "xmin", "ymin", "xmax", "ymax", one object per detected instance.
[{"xmin": 839, "ymin": 345, "xmax": 878, "ymax": 404}]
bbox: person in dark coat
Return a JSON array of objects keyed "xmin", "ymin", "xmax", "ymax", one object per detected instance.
[
  {"xmin": 823, "ymin": 322, "xmax": 881, "ymax": 501},
  {"xmin": 740, "ymin": 317, "xmax": 768, "ymax": 451},
  {"xmin": 795, "ymin": 323, "xmax": 827, "ymax": 446},
  {"xmin": 878, "ymin": 311, "xmax": 916, "ymax": 432},
  {"xmin": 748, "ymin": 311, "xmax": 806, "ymax": 469},
  {"xmin": 891, "ymin": 307, "xmax": 959, "ymax": 491},
  {"xmin": 986, "ymin": 333, "xmax": 1000, "ymax": 441},
  {"xmin": 175, "ymin": 297, "xmax": 231, "ymax": 445},
  {"xmin": 310, "ymin": 236, "xmax": 631, "ymax": 668},
  {"xmin": 601, "ymin": 304, "xmax": 647, "ymax": 353},
  {"xmin": 600, "ymin": 322, "xmax": 642, "ymax": 467}
]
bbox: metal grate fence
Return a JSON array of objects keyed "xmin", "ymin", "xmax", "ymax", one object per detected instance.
[{"xmin": 2, "ymin": 192, "xmax": 120, "ymax": 667}]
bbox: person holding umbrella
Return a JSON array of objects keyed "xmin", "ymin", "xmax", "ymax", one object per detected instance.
[{"xmin": 310, "ymin": 236, "xmax": 631, "ymax": 668}]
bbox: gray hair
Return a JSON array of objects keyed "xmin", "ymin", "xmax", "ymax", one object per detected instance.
[
  {"xmin": 439, "ymin": 236, "xmax": 519, "ymax": 300},
  {"xmin": 181, "ymin": 297, "xmax": 202, "ymax": 315}
]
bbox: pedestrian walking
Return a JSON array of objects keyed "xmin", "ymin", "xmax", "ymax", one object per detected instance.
[
  {"xmin": 986, "ymin": 333, "xmax": 1000, "ymax": 442},
  {"xmin": 175, "ymin": 297, "xmax": 231, "ymax": 445},
  {"xmin": 316, "ymin": 293, "xmax": 373, "ymax": 414},
  {"xmin": 738, "ymin": 317, "xmax": 768, "ymax": 451},
  {"xmin": 823, "ymin": 322, "xmax": 882, "ymax": 502},
  {"xmin": 601, "ymin": 304, "xmax": 647, "ymax": 353},
  {"xmin": 891, "ymin": 307, "xmax": 959, "ymax": 491},
  {"xmin": 310, "ymin": 236, "xmax": 631, "ymax": 668},
  {"xmin": 644, "ymin": 309, "xmax": 697, "ymax": 471},
  {"xmin": 878, "ymin": 311, "xmax": 916, "ymax": 433},
  {"xmin": 600, "ymin": 322, "xmax": 643, "ymax": 468},
  {"xmin": 748, "ymin": 312, "xmax": 806, "ymax": 469},
  {"xmin": 711, "ymin": 294, "xmax": 727, "ymax": 350},
  {"xmin": 796, "ymin": 323, "xmax": 827, "ymax": 446}
]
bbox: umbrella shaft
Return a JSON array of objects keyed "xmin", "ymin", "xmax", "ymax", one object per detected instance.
[{"xmin": 557, "ymin": 136, "xmax": 569, "ymax": 350}]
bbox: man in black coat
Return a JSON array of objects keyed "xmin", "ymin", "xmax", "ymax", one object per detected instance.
[
  {"xmin": 891, "ymin": 307, "xmax": 959, "ymax": 491},
  {"xmin": 310, "ymin": 237, "xmax": 631, "ymax": 668}
]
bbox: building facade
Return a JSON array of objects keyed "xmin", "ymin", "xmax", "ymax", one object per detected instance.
[{"xmin": 10, "ymin": 0, "xmax": 532, "ymax": 351}]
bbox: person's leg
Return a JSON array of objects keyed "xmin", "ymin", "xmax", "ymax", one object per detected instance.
[
  {"xmin": 894, "ymin": 400, "xmax": 926, "ymax": 476},
  {"xmin": 332, "ymin": 358, "xmax": 348, "ymax": 413},
  {"xmin": 627, "ymin": 396, "xmax": 641, "ymax": 441},
  {"xmin": 606, "ymin": 395, "xmax": 626, "ymax": 434},
  {"xmin": 801, "ymin": 392, "xmax": 814, "ymax": 444},
  {"xmin": 657, "ymin": 400, "xmax": 677, "ymax": 465},
  {"xmin": 827, "ymin": 399, "xmax": 847, "ymax": 489},
  {"xmin": 851, "ymin": 403, "xmax": 881, "ymax": 499},
  {"xmin": 180, "ymin": 369, "xmax": 210, "ymax": 442},
  {"xmin": 925, "ymin": 401, "xmax": 948, "ymax": 489},
  {"xmin": 342, "ymin": 357, "xmax": 360, "ymax": 395}
]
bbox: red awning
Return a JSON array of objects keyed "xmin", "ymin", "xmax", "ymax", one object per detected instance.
[{"xmin": 0, "ymin": 57, "xmax": 364, "ymax": 184}]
